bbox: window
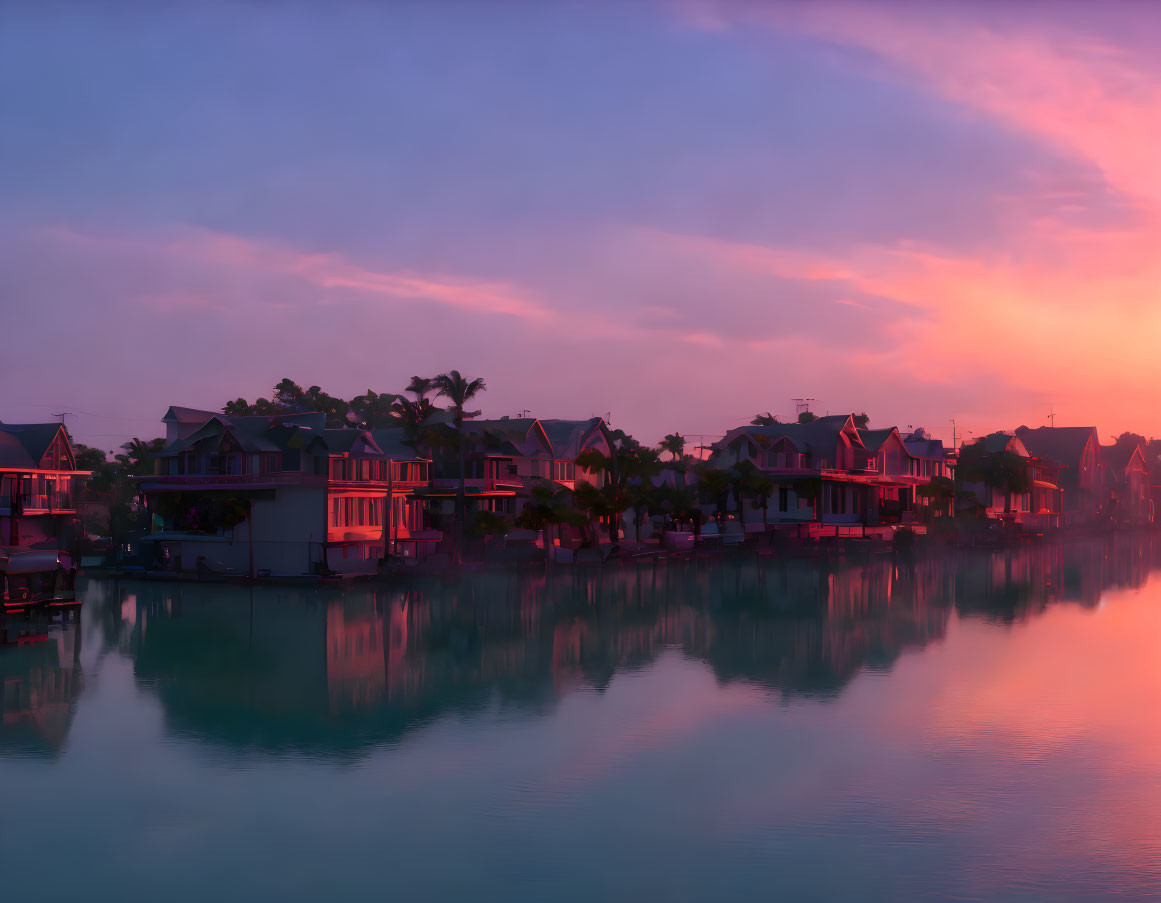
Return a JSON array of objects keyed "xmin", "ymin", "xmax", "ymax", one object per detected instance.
[
  {"xmin": 554, "ymin": 460, "xmax": 576, "ymax": 482},
  {"xmin": 779, "ymin": 487, "xmax": 789, "ymax": 512}
]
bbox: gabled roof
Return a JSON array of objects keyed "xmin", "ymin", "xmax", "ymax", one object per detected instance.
[
  {"xmin": 157, "ymin": 411, "xmax": 326, "ymax": 457},
  {"xmin": 857, "ymin": 427, "xmax": 902, "ymax": 454},
  {"xmin": 538, "ymin": 418, "xmax": 608, "ymax": 460},
  {"xmin": 1014, "ymin": 426, "xmax": 1097, "ymax": 467},
  {"xmin": 1102, "ymin": 442, "xmax": 1148, "ymax": 475},
  {"xmin": 716, "ymin": 414, "xmax": 864, "ymax": 460},
  {"xmin": 0, "ymin": 422, "xmax": 67, "ymax": 469},
  {"xmin": 464, "ymin": 418, "xmax": 552, "ymax": 457},
  {"xmin": 317, "ymin": 429, "xmax": 384, "ymax": 457},
  {"xmin": 977, "ymin": 432, "xmax": 1028, "ymax": 456},
  {"xmin": 162, "ymin": 406, "xmax": 220, "ymax": 424}
]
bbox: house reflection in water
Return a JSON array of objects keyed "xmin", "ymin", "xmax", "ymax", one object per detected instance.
[
  {"xmin": 81, "ymin": 532, "xmax": 1160, "ymax": 758},
  {"xmin": 0, "ymin": 621, "xmax": 83, "ymax": 758}
]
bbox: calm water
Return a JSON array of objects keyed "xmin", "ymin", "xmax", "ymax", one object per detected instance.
[{"xmin": 3, "ymin": 538, "xmax": 1161, "ymax": 901}]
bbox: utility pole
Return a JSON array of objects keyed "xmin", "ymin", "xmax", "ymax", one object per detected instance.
[{"xmin": 950, "ymin": 418, "xmax": 957, "ymax": 450}]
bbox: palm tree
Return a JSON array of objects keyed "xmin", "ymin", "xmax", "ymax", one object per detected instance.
[
  {"xmin": 432, "ymin": 370, "xmax": 487, "ymax": 562},
  {"xmin": 660, "ymin": 433, "xmax": 686, "ymax": 462},
  {"xmin": 751, "ymin": 412, "xmax": 780, "ymax": 426},
  {"xmin": 405, "ymin": 375, "xmax": 435, "ymax": 402}
]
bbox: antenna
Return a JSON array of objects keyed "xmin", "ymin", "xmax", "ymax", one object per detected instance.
[
  {"xmin": 50, "ymin": 411, "xmax": 74, "ymax": 426},
  {"xmin": 792, "ymin": 397, "xmax": 815, "ymax": 415},
  {"xmin": 950, "ymin": 418, "xmax": 957, "ymax": 449},
  {"xmin": 1048, "ymin": 406, "xmax": 1055, "ymax": 428}
]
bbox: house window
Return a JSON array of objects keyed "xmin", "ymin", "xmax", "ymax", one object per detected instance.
[{"xmin": 779, "ymin": 488, "xmax": 789, "ymax": 512}]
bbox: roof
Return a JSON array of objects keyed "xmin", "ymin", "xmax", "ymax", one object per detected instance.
[
  {"xmin": 1014, "ymin": 426, "xmax": 1097, "ymax": 467},
  {"xmin": 978, "ymin": 432, "xmax": 1024, "ymax": 455},
  {"xmin": 162, "ymin": 406, "xmax": 220, "ymax": 424},
  {"xmin": 369, "ymin": 428, "xmax": 428, "ymax": 461},
  {"xmin": 716, "ymin": 414, "xmax": 862, "ymax": 460},
  {"xmin": 0, "ymin": 422, "xmax": 65, "ymax": 469},
  {"xmin": 903, "ymin": 431, "xmax": 948, "ymax": 459},
  {"xmin": 537, "ymin": 418, "xmax": 607, "ymax": 459},
  {"xmin": 857, "ymin": 428, "xmax": 900, "ymax": 454},
  {"xmin": 1102, "ymin": 442, "xmax": 1147, "ymax": 474},
  {"xmin": 157, "ymin": 411, "xmax": 326, "ymax": 457}
]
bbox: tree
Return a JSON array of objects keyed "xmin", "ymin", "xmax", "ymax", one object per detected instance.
[
  {"xmin": 957, "ymin": 442, "xmax": 1030, "ymax": 513},
  {"xmin": 348, "ymin": 390, "xmax": 399, "ymax": 429},
  {"xmin": 573, "ymin": 481, "xmax": 611, "ymax": 546},
  {"xmin": 115, "ymin": 437, "xmax": 165, "ymax": 477},
  {"xmin": 405, "ymin": 376, "xmax": 436, "ymax": 402},
  {"xmin": 853, "ymin": 412, "xmax": 870, "ymax": 429},
  {"xmin": 1115, "ymin": 431, "xmax": 1147, "ymax": 451},
  {"xmin": 740, "ymin": 465, "xmax": 776, "ymax": 531},
  {"xmin": 751, "ymin": 412, "xmax": 780, "ymax": 426},
  {"xmin": 432, "ymin": 370, "xmax": 487, "ymax": 563},
  {"xmin": 515, "ymin": 480, "xmax": 584, "ymax": 556},
  {"xmin": 698, "ymin": 467, "xmax": 733, "ymax": 525},
  {"xmin": 916, "ymin": 475, "xmax": 955, "ymax": 518},
  {"xmin": 659, "ymin": 433, "xmax": 686, "ymax": 462},
  {"xmin": 575, "ymin": 441, "xmax": 660, "ymax": 542},
  {"xmin": 797, "ymin": 411, "xmax": 818, "ymax": 424}
]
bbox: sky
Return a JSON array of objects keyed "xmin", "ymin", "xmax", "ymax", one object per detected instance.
[{"xmin": 3, "ymin": 0, "xmax": 1160, "ymax": 451}]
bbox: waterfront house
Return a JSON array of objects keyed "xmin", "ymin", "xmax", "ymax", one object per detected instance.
[
  {"xmin": 1014, "ymin": 426, "xmax": 1102, "ymax": 525},
  {"xmin": 958, "ymin": 432, "xmax": 1063, "ymax": 528},
  {"xmin": 138, "ymin": 407, "xmax": 431, "ymax": 577},
  {"xmin": 1101, "ymin": 441, "xmax": 1152, "ymax": 526},
  {"xmin": 711, "ymin": 414, "xmax": 916, "ymax": 528},
  {"xmin": 0, "ymin": 422, "xmax": 88, "ymax": 552},
  {"xmin": 420, "ymin": 416, "xmax": 613, "ymax": 526}
]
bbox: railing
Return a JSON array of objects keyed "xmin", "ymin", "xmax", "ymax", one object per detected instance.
[
  {"xmin": 15, "ymin": 493, "xmax": 75, "ymax": 511},
  {"xmin": 141, "ymin": 472, "xmax": 327, "ymax": 488}
]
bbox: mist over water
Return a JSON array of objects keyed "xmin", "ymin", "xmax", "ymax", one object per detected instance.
[{"xmin": 2, "ymin": 538, "xmax": 1160, "ymax": 901}]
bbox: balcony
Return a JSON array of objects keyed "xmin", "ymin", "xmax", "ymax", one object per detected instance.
[
  {"xmin": 15, "ymin": 493, "xmax": 75, "ymax": 513},
  {"xmin": 138, "ymin": 472, "xmax": 326, "ymax": 490}
]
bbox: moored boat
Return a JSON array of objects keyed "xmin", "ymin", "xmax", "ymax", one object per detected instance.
[{"xmin": 0, "ymin": 548, "xmax": 79, "ymax": 616}]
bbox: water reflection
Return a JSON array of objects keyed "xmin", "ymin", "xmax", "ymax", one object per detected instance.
[
  {"xmin": 0, "ymin": 620, "xmax": 83, "ymax": 758},
  {"xmin": 72, "ymin": 533, "xmax": 1159, "ymax": 758}
]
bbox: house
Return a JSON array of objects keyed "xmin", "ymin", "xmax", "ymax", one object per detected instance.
[
  {"xmin": 0, "ymin": 422, "xmax": 88, "ymax": 552},
  {"xmin": 958, "ymin": 432, "xmax": 1063, "ymax": 528},
  {"xmin": 711, "ymin": 414, "xmax": 924, "ymax": 527},
  {"xmin": 1014, "ymin": 426, "xmax": 1102, "ymax": 525},
  {"xmin": 420, "ymin": 416, "xmax": 613, "ymax": 525},
  {"xmin": 1101, "ymin": 442, "xmax": 1152, "ymax": 526},
  {"xmin": 138, "ymin": 407, "xmax": 431, "ymax": 577},
  {"xmin": 858, "ymin": 427, "xmax": 957, "ymax": 522},
  {"xmin": 902, "ymin": 428, "xmax": 957, "ymax": 517}
]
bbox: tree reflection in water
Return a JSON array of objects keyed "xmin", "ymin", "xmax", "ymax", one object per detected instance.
[{"xmin": 64, "ymin": 533, "xmax": 1159, "ymax": 759}]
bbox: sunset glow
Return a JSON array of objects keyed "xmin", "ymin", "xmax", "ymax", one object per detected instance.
[{"xmin": 4, "ymin": 1, "xmax": 1159, "ymax": 446}]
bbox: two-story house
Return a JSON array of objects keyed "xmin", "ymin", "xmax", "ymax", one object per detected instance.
[
  {"xmin": 959, "ymin": 432, "xmax": 1063, "ymax": 527},
  {"xmin": 0, "ymin": 422, "xmax": 88, "ymax": 552},
  {"xmin": 422, "ymin": 416, "xmax": 613, "ymax": 524},
  {"xmin": 711, "ymin": 415, "xmax": 885, "ymax": 526},
  {"xmin": 1101, "ymin": 442, "xmax": 1152, "ymax": 526},
  {"xmin": 138, "ymin": 408, "xmax": 431, "ymax": 577},
  {"xmin": 1014, "ymin": 426, "xmax": 1102, "ymax": 525}
]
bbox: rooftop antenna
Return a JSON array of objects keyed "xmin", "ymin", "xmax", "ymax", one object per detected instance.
[
  {"xmin": 50, "ymin": 411, "xmax": 73, "ymax": 426},
  {"xmin": 792, "ymin": 397, "xmax": 815, "ymax": 416},
  {"xmin": 1048, "ymin": 406, "xmax": 1056, "ymax": 428},
  {"xmin": 520, "ymin": 409, "xmax": 531, "ymax": 418}
]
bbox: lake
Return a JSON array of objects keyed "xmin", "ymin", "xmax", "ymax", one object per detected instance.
[{"xmin": 2, "ymin": 537, "xmax": 1160, "ymax": 901}]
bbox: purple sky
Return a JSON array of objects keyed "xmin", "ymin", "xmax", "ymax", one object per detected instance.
[{"xmin": 4, "ymin": 1, "xmax": 1161, "ymax": 451}]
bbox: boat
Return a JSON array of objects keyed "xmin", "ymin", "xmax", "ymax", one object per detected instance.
[{"xmin": 0, "ymin": 548, "xmax": 80, "ymax": 617}]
